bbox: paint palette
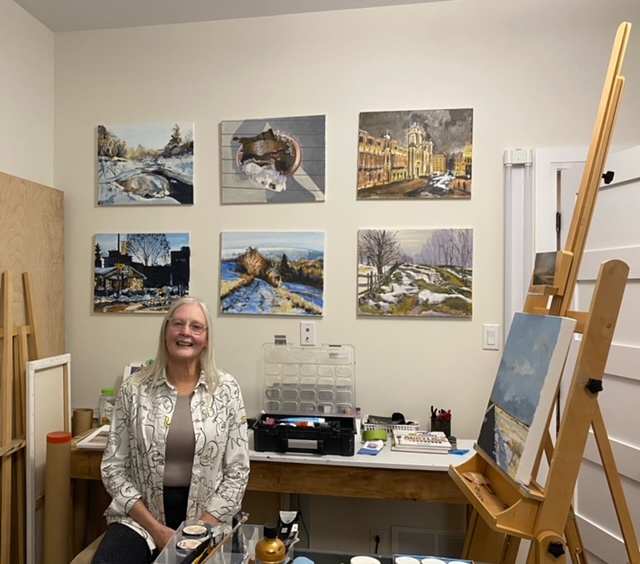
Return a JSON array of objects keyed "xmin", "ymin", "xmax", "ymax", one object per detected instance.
[
  {"xmin": 177, "ymin": 538, "xmax": 205, "ymax": 551},
  {"xmin": 182, "ymin": 524, "xmax": 208, "ymax": 536}
]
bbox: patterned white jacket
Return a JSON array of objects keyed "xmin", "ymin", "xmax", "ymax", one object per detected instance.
[{"xmin": 100, "ymin": 369, "xmax": 250, "ymax": 550}]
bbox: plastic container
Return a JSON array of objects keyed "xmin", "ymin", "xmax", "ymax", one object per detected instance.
[
  {"xmin": 99, "ymin": 388, "xmax": 116, "ymax": 425},
  {"xmin": 255, "ymin": 523, "xmax": 286, "ymax": 564}
]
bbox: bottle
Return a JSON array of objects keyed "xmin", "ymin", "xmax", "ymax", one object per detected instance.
[
  {"xmin": 99, "ymin": 388, "xmax": 116, "ymax": 425},
  {"xmin": 255, "ymin": 523, "xmax": 286, "ymax": 564}
]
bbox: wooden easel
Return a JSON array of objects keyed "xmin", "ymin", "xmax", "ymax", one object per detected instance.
[
  {"xmin": 448, "ymin": 22, "xmax": 640, "ymax": 564},
  {"xmin": 0, "ymin": 271, "xmax": 41, "ymax": 564}
]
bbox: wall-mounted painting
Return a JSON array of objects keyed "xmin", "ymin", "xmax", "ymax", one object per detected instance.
[
  {"xmin": 221, "ymin": 115, "xmax": 326, "ymax": 204},
  {"xmin": 97, "ymin": 122, "xmax": 194, "ymax": 205},
  {"xmin": 220, "ymin": 231, "xmax": 324, "ymax": 316},
  {"xmin": 357, "ymin": 228, "xmax": 473, "ymax": 317},
  {"xmin": 357, "ymin": 109, "xmax": 473, "ymax": 199},
  {"xmin": 93, "ymin": 232, "xmax": 190, "ymax": 313},
  {"xmin": 476, "ymin": 312, "xmax": 576, "ymax": 485}
]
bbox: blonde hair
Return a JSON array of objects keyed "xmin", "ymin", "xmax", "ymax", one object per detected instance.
[{"xmin": 139, "ymin": 297, "xmax": 221, "ymax": 391}]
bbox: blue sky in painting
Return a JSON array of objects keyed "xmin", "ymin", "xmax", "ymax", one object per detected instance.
[
  {"xmin": 221, "ymin": 231, "xmax": 324, "ymax": 254},
  {"xmin": 103, "ymin": 123, "xmax": 193, "ymax": 149},
  {"xmin": 95, "ymin": 233, "xmax": 190, "ymax": 266},
  {"xmin": 488, "ymin": 313, "xmax": 564, "ymax": 426}
]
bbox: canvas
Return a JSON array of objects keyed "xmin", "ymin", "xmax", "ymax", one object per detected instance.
[
  {"xmin": 357, "ymin": 109, "xmax": 473, "ymax": 200},
  {"xmin": 97, "ymin": 122, "xmax": 194, "ymax": 205},
  {"xmin": 476, "ymin": 312, "xmax": 577, "ymax": 485},
  {"xmin": 357, "ymin": 228, "xmax": 473, "ymax": 317},
  {"xmin": 94, "ymin": 232, "xmax": 190, "ymax": 313},
  {"xmin": 220, "ymin": 231, "xmax": 324, "ymax": 316},
  {"xmin": 220, "ymin": 115, "xmax": 326, "ymax": 204}
]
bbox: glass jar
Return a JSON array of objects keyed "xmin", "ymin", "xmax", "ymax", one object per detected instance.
[{"xmin": 99, "ymin": 388, "xmax": 116, "ymax": 425}]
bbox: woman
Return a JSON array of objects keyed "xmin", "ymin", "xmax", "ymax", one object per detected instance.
[{"xmin": 92, "ymin": 297, "xmax": 250, "ymax": 563}]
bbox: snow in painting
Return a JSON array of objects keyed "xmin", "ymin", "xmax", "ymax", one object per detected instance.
[
  {"xmin": 220, "ymin": 231, "xmax": 324, "ymax": 316},
  {"xmin": 357, "ymin": 228, "xmax": 472, "ymax": 317},
  {"xmin": 476, "ymin": 312, "xmax": 576, "ymax": 485},
  {"xmin": 97, "ymin": 123, "xmax": 194, "ymax": 205},
  {"xmin": 94, "ymin": 233, "xmax": 190, "ymax": 313}
]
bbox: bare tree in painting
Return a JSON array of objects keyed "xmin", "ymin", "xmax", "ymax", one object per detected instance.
[
  {"xmin": 125, "ymin": 233, "xmax": 171, "ymax": 266},
  {"xmin": 358, "ymin": 229, "xmax": 403, "ymax": 276},
  {"xmin": 418, "ymin": 229, "xmax": 472, "ymax": 268},
  {"xmin": 453, "ymin": 229, "xmax": 473, "ymax": 268}
]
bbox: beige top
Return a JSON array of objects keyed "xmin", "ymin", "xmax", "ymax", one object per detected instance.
[{"xmin": 164, "ymin": 394, "xmax": 196, "ymax": 487}]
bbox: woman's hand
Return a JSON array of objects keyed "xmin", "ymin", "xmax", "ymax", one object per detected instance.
[
  {"xmin": 151, "ymin": 524, "xmax": 176, "ymax": 551},
  {"xmin": 129, "ymin": 499, "xmax": 176, "ymax": 551}
]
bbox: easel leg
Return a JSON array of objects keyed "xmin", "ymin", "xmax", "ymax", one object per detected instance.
[
  {"xmin": 591, "ymin": 404, "xmax": 640, "ymax": 564},
  {"xmin": 1, "ymin": 271, "xmax": 15, "ymax": 564}
]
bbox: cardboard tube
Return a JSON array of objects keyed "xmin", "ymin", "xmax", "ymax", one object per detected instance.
[
  {"xmin": 44, "ymin": 431, "xmax": 72, "ymax": 564},
  {"xmin": 72, "ymin": 408, "xmax": 95, "ymax": 437}
]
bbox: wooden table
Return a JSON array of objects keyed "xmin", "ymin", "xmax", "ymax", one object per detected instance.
[{"xmin": 71, "ymin": 436, "xmax": 474, "ymax": 503}]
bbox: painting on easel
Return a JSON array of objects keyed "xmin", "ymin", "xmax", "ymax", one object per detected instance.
[{"xmin": 476, "ymin": 312, "xmax": 576, "ymax": 485}]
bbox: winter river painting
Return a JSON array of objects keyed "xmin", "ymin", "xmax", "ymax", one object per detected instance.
[
  {"xmin": 220, "ymin": 231, "xmax": 324, "ymax": 316},
  {"xmin": 97, "ymin": 122, "xmax": 194, "ymax": 205},
  {"xmin": 357, "ymin": 228, "xmax": 473, "ymax": 317}
]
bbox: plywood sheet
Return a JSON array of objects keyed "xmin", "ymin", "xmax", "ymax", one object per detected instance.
[{"xmin": 0, "ymin": 171, "xmax": 64, "ymax": 357}]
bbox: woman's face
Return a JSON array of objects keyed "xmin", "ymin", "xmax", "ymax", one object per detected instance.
[{"xmin": 164, "ymin": 303, "xmax": 208, "ymax": 363}]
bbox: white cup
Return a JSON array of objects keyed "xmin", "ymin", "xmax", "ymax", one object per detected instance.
[
  {"xmin": 351, "ymin": 557, "xmax": 381, "ymax": 564},
  {"xmin": 395, "ymin": 557, "xmax": 420, "ymax": 564},
  {"xmin": 421, "ymin": 559, "xmax": 447, "ymax": 564}
]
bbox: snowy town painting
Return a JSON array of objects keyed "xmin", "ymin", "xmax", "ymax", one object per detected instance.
[
  {"xmin": 357, "ymin": 109, "xmax": 473, "ymax": 199},
  {"xmin": 220, "ymin": 115, "xmax": 326, "ymax": 204},
  {"xmin": 476, "ymin": 312, "xmax": 576, "ymax": 484},
  {"xmin": 220, "ymin": 231, "xmax": 324, "ymax": 316},
  {"xmin": 357, "ymin": 228, "xmax": 473, "ymax": 317},
  {"xmin": 94, "ymin": 233, "xmax": 190, "ymax": 313},
  {"xmin": 97, "ymin": 122, "xmax": 194, "ymax": 205}
]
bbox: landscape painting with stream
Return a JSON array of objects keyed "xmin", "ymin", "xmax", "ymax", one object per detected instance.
[
  {"xmin": 220, "ymin": 231, "xmax": 324, "ymax": 316},
  {"xmin": 97, "ymin": 122, "xmax": 194, "ymax": 205}
]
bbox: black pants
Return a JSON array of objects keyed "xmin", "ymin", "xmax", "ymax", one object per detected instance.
[{"xmin": 92, "ymin": 487, "xmax": 190, "ymax": 564}]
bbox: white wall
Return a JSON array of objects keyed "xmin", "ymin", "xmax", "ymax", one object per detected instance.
[
  {"xmin": 0, "ymin": 0, "xmax": 54, "ymax": 186},
  {"xmin": 55, "ymin": 0, "xmax": 640, "ymax": 438},
  {"xmin": 46, "ymin": 0, "xmax": 640, "ymax": 554}
]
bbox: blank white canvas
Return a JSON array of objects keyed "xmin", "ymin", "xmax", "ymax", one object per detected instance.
[{"xmin": 26, "ymin": 354, "xmax": 71, "ymax": 564}]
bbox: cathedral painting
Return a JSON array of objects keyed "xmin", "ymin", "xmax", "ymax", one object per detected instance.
[{"xmin": 357, "ymin": 109, "xmax": 473, "ymax": 200}]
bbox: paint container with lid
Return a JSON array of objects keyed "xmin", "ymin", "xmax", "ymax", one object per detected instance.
[
  {"xmin": 99, "ymin": 387, "xmax": 116, "ymax": 425},
  {"xmin": 255, "ymin": 523, "xmax": 287, "ymax": 564}
]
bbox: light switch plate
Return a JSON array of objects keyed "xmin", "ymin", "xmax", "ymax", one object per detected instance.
[{"xmin": 482, "ymin": 323, "xmax": 500, "ymax": 350}]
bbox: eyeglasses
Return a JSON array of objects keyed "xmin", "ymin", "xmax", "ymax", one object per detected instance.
[{"xmin": 167, "ymin": 319, "xmax": 207, "ymax": 335}]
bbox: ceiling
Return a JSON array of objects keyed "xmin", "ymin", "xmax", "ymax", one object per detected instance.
[{"xmin": 14, "ymin": 0, "xmax": 446, "ymax": 33}]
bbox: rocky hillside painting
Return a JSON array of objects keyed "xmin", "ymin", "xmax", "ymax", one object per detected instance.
[
  {"xmin": 97, "ymin": 122, "xmax": 194, "ymax": 205},
  {"xmin": 357, "ymin": 228, "xmax": 473, "ymax": 317},
  {"xmin": 220, "ymin": 231, "xmax": 324, "ymax": 316}
]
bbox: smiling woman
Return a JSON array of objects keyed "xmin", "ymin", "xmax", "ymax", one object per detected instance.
[{"xmin": 91, "ymin": 297, "xmax": 250, "ymax": 564}]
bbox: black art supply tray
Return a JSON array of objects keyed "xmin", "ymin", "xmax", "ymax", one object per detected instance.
[{"xmin": 253, "ymin": 413, "xmax": 356, "ymax": 456}]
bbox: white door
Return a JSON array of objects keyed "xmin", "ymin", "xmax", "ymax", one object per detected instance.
[{"xmin": 558, "ymin": 146, "xmax": 640, "ymax": 563}]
